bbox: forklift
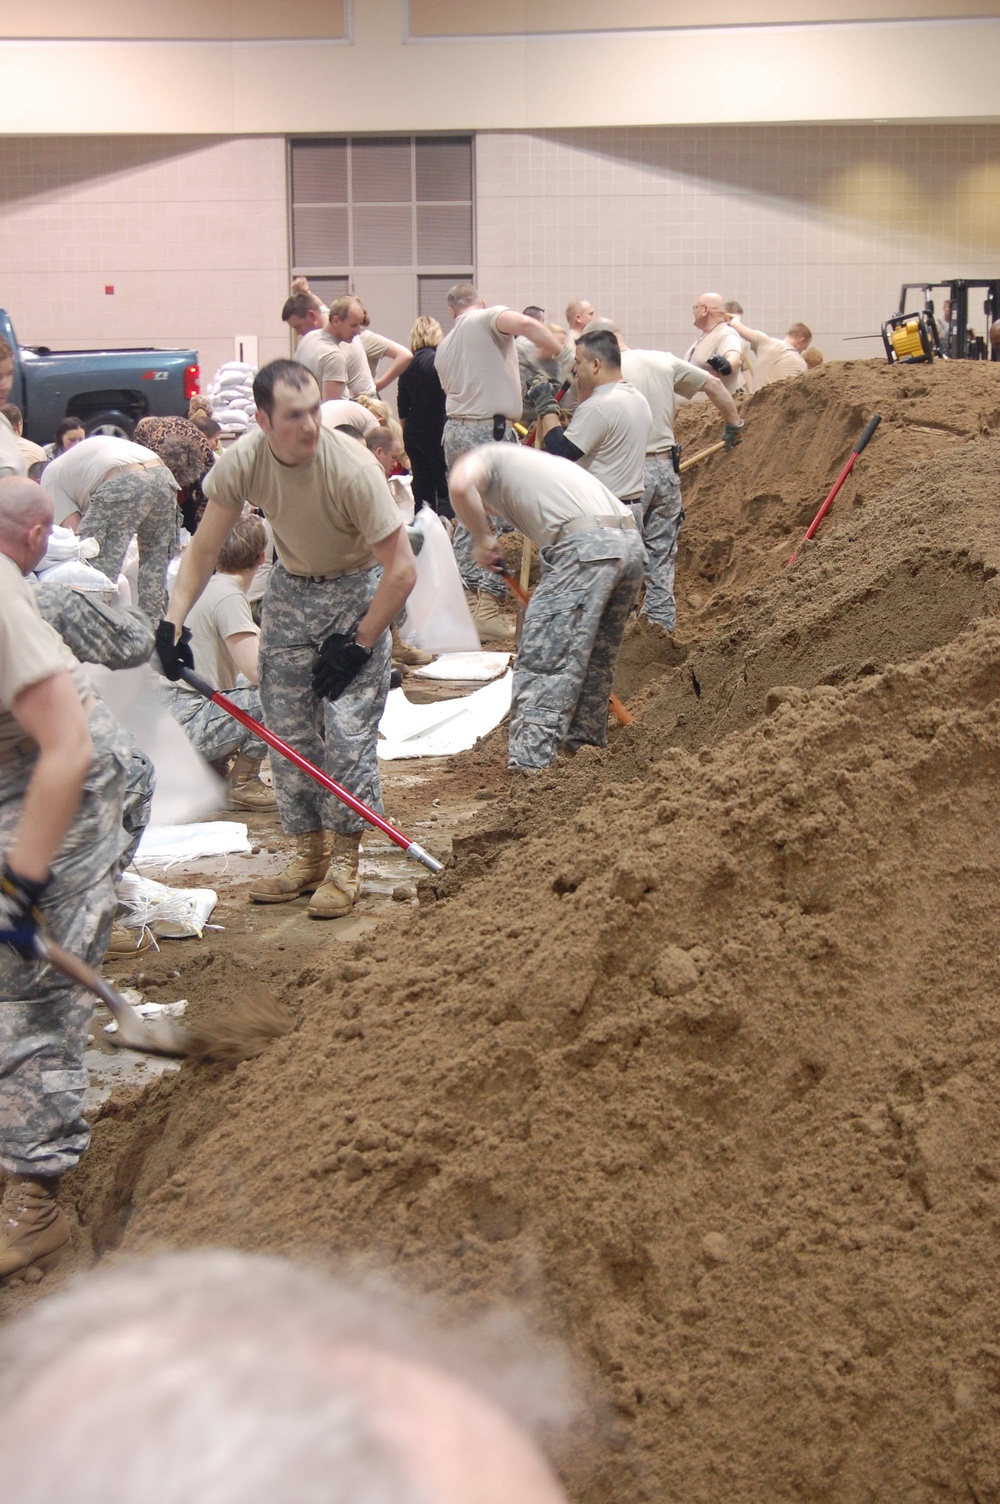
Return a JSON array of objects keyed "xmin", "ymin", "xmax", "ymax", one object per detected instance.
[{"xmin": 891, "ymin": 278, "xmax": 1000, "ymax": 361}]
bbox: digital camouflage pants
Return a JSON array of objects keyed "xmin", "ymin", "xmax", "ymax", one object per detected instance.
[
  {"xmin": 443, "ymin": 418, "xmax": 517, "ymax": 599},
  {"xmin": 510, "ymin": 524, "xmax": 646, "ymax": 770},
  {"xmin": 0, "ymin": 700, "xmax": 130, "ymax": 1177},
  {"xmin": 638, "ymin": 455, "xmax": 685, "ymax": 631},
  {"xmin": 258, "ymin": 564, "xmax": 391, "ymax": 837},
  {"xmin": 79, "ymin": 465, "xmax": 179, "ymax": 621},
  {"xmin": 159, "ymin": 682, "xmax": 267, "ymax": 766}
]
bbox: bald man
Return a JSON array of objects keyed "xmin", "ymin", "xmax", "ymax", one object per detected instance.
[
  {"xmin": 0, "ymin": 1250, "xmax": 578, "ymax": 1504},
  {"xmin": 684, "ymin": 292, "xmax": 745, "ymax": 395},
  {"xmin": 0, "ymin": 477, "xmax": 130, "ymax": 1284}
]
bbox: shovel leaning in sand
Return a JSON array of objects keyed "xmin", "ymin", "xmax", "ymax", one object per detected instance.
[
  {"xmin": 178, "ymin": 668, "xmax": 444, "ymax": 874},
  {"xmin": 32, "ymin": 934, "xmax": 290, "ymax": 1062},
  {"xmin": 787, "ymin": 414, "xmax": 881, "ymax": 566}
]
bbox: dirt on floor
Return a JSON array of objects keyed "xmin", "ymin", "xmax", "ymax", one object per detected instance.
[{"xmin": 5, "ymin": 358, "xmax": 1000, "ymax": 1504}]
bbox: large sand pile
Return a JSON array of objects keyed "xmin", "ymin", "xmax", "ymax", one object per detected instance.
[{"xmin": 75, "ymin": 360, "xmax": 1000, "ymax": 1502}]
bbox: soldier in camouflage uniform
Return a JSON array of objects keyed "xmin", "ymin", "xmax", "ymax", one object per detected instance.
[
  {"xmin": 156, "ymin": 361, "xmax": 416, "ymax": 919},
  {"xmin": 34, "ymin": 581, "xmax": 156, "ymax": 864},
  {"xmin": 435, "ymin": 284, "xmax": 563, "ymax": 639},
  {"xmin": 78, "ymin": 467, "xmax": 179, "ymax": 621},
  {"xmin": 448, "ymin": 444, "xmax": 645, "ymax": 771},
  {"xmin": 0, "ymin": 478, "xmax": 130, "ymax": 1282}
]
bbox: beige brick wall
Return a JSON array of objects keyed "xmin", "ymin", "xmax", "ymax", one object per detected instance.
[
  {"xmin": 0, "ymin": 136, "xmax": 289, "ymax": 392},
  {"xmin": 475, "ymin": 125, "xmax": 1000, "ymax": 360}
]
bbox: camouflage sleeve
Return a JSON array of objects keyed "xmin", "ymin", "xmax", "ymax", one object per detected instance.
[{"xmin": 34, "ymin": 585, "xmax": 155, "ymax": 669}]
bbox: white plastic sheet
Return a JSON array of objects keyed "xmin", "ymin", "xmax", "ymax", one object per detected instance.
[
  {"xmin": 400, "ymin": 505, "xmax": 479, "ymax": 655},
  {"xmin": 377, "ymin": 674, "xmax": 512, "ymax": 760}
]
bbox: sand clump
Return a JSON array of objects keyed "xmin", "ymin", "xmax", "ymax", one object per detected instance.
[{"xmin": 33, "ymin": 360, "xmax": 1000, "ymax": 1500}]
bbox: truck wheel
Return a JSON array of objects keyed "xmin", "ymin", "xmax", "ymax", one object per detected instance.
[{"xmin": 83, "ymin": 410, "xmax": 136, "ymax": 440}]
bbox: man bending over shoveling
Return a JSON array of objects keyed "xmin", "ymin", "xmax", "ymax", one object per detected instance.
[{"xmin": 449, "ymin": 444, "xmax": 646, "ymax": 771}]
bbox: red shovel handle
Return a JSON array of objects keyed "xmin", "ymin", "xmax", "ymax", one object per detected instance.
[
  {"xmin": 788, "ymin": 414, "xmax": 881, "ymax": 566},
  {"xmin": 178, "ymin": 668, "xmax": 443, "ymax": 873}
]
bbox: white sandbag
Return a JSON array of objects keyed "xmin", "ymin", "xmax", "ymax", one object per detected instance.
[
  {"xmin": 399, "ymin": 506, "xmax": 479, "ymax": 655},
  {"xmin": 86, "ymin": 662, "xmax": 225, "ymax": 826},
  {"xmin": 35, "ymin": 524, "xmax": 102, "ymax": 568},
  {"xmin": 213, "ymin": 361, "xmax": 256, "ymax": 379},
  {"xmin": 33, "ymin": 560, "xmax": 118, "ymax": 599},
  {"xmin": 412, "ymin": 651, "xmax": 511, "ymax": 682},
  {"xmin": 116, "ymin": 871, "xmax": 219, "ymax": 939},
  {"xmin": 135, "ymin": 821, "xmax": 251, "ymax": 865}
]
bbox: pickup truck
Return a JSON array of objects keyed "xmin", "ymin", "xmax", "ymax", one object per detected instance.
[{"xmin": 1, "ymin": 308, "xmax": 199, "ymax": 444}]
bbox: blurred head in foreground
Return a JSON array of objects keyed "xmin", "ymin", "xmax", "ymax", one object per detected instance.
[{"xmin": 0, "ymin": 1250, "xmax": 581, "ymax": 1504}]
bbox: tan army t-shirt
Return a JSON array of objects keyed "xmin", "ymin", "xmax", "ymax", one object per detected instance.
[
  {"xmin": 563, "ymin": 381, "xmax": 652, "ymax": 499},
  {"xmin": 0, "ymin": 555, "xmax": 94, "ymax": 755},
  {"xmin": 744, "ymin": 332, "xmax": 808, "ymax": 391},
  {"xmin": 435, "ymin": 307, "xmax": 522, "ymax": 422},
  {"xmin": 320, "ymin": 399, "xmax": 379, "ymax": 438},
  {"xmin": 477, "ymin": 444, "xmax": 631, "ymax": 551},
  {"xmin": 683, "ymin": 323, "xmax": 745, "ymax": 395},
  {"xmin": 621, "ymin": 350, "xmax": 708, "ymax": 451},
  {"xmin": 202, "ymin": 426, "xmax": 402, "ymax": 577},
  {"xmin": 360, "ymin": 328, "xmax": 391, "ymax": 378},
  {"xmin": 295, "ymin": 331, "xmax": 376, "ymax": 399},
  {"xmin": 178, "ymin": 572, "xmax": 258, "ymax": 695},
  {"xmin": 0, "ymin": 413, "xmax": 27, "ymax": 480}
]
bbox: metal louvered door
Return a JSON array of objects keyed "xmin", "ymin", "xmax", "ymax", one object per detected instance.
[{"xmin": 289, "ymin": 135, "xmax": 474, "ymax": 398}]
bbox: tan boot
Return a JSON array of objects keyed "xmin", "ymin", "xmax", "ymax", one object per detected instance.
[
  {"xmin": 0, "ymin": 1175, "xmax": 70, "ymax": 1283},
  {"xmin": 249, "ymin": 830, "xmax": 329, "ymax": 904},
  {"xmin": 466, "ymin": 589, "xmax": 516, "ymax": 644},
  {"xmin": 308, "ymin": 832, "xmax": 361, "ymax": 919},
  {"xmin": 229, "ymin": 752, "xmax": 277, "ymax": 812},
  {"xmin": 105, "ymin": 921, "xmax": 154, "ymax": 958},
  {"xmin": 391, "ymin": 625, "xmax": 433, "ymax": 668}
]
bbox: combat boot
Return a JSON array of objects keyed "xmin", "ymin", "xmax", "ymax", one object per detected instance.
[
  {"xmin": 391, "ymin": 625, "xmax": 433, "ymax": 668},
  {"xmin": 466, "ymin": 590, "xmax": 516, "ymax": 644},
  {"xmin": 249, "ymin": 831, "xmax": 329, "ymax": 904},
  {"xmin": 0, "ymin": 1175, "xmax": 70, "ymax": 1283},
  {"xmin": 308, "ymin": 832, "xmax": 361, "ymax": 919},
  {"xmin": 229, "ymin": 752, "xmax": 277, "ymax": 812}
]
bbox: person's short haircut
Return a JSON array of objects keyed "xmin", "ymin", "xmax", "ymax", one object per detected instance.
[
  {"xmin": 217, "ymin": 516, "xmax": 267, "ymax": 574},
  {"xmin": 575, "ymin": 329, "xmax": 621, "ymax": 370},
  {"xmin": 54, "ymin": 415, "xmax": 86, "ymax": 446},
  {"xmin": 0, "ymin": 335, "xmax": 12, "ymax": 363},
  {"xmin": 787, "ymin": 322, "xmax": 812, "ymax": 343},
  {"xmin": 281, "ymin": 292, "xmax": 321, "ymax": 323},
  {"xmin": 329, "ymin": 295, "xmax": 362, "ymax": 323},
  {"xmin": 27, "ymin": 460, "xmax": 46, "ymax": 483},
  {"xmin": 336, "ymin": 424, "xmax": 365, "ymax": 440},
  {"xmin": 366, "ymin": 425, "xmax": 398, "ymax": 456},
  {"xmin": 409, "ymin": 315, "xmax": 443, "ymax": 352},
  {"xmin": 580, "ymin": 317, "xmax": 620, "ymax": 339},
  {"xmin": 1, "ymin": 402, "xmax": 22, "ymax": 430},
  {"xmin": 190, "ymin": 414, "xmax": 222, "ymax": 440},
  {"xmin": 724, "ymin": 300, "xmax": 744, "ymax": 316},
  {"xmin": 253, "ymin": 359, "xmax": 319, "ymax": 419},
  {"xmin": 447, "ymin": 282, "xmax": 480, "ymax": 313},
  {"xmin": 522, "ymin": 305, "xmax": 545, "ymax": 321},
  {"xmin": 803, "ymin": 346, "xmax": 824, "ymax": 368}
]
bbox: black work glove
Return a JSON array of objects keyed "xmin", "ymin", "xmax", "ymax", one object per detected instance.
[
  {"xmin": 723, "ymin": 421, "xmax": 745, "ymax": 451},
  {"xmin": 525, "ymin": 374, "xmax": 560, "ymax": 419},
  {"xmin": 155, "ymin": 619, "xmax": 194, "ymax": 681},
  {"xmin": 0, "ymin": 861, "xmax": 48, "ymax": 961},
  {"xmin": 706, "ymin": 354, "xmax": 733, "ymax": 377},
  {"xmin": 312, "ymin": 631, "xmax": 372, "ymax": 702}
]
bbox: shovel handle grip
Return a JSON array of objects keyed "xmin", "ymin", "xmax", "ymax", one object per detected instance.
[{"xmin": 853, "ymin": 413, "xmax": 881, "ymax": 455}]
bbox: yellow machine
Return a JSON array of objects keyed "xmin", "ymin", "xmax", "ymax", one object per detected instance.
[{"xmin": 882, "ymin": 310, "xmax": 939, "ymax": 364}]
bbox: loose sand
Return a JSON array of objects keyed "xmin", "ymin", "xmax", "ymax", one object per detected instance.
[{"xmin": 10, "ymin": 359, "xmax": 1000, "ymax": 1502}]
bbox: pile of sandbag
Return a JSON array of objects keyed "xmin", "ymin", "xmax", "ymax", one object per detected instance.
[{"xmin": 206, "ymin": 361, "xmax": 257, "ymax": 435}]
